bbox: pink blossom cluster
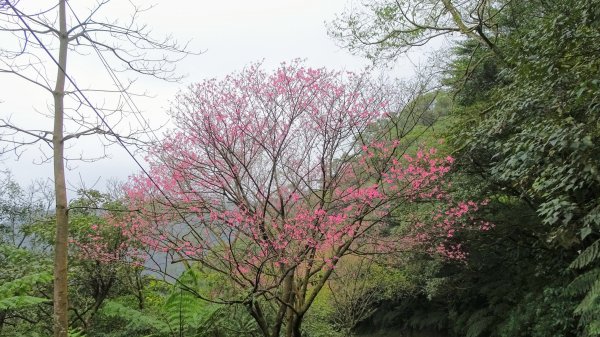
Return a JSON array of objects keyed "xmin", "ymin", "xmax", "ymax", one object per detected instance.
[
  {"xmin": 73, "ymin": 62, "xmax": 492, "ymax": 287},
  {"xmin": 404, "ymin": 199, "xmax": 495, "ymax": 260},
  {"xmin": 69, "ymin": 215, "xmax": 145, "ymax": 266}
]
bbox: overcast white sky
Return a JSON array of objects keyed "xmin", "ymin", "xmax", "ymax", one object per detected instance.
[{"xmin": 0, "ymin": 0, "xmax": 431, "ymax": 192}]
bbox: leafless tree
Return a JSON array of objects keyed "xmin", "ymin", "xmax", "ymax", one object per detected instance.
[
  {"xmin": 0, "ymin": 169, "xmax": 53, "ymax": 248},
  {"xmin": 328, "ymin": 259, "xmax": 382, "ymax": 337},
  {"xmin": 0, "ymin": 1, "xmax": 196, "ymax": 336}
]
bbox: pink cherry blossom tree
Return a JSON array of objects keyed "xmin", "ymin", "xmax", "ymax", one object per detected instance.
[{"xmin": 99, "ymin": 62, "xmax": 481, "ymax": 337}]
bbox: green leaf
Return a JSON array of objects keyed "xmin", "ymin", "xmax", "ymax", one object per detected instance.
[
  {"xmin": 581, "ymin": 227, "xmax": 593, "ymax": 240},
  {"xmin": 0, "ymin": 295, "xmax": 50, "ymax": 310},
  {"xmin": 571, "ymin": 240, "xmax": 600, "ymax": 270}
]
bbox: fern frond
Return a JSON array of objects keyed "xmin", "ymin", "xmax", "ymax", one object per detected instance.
[
  {"xmin": 571, "ymin": 239, "xmax": 600, "ymax": 270},
  {"xmin": 588, "ymin": 319, "xmax": 600, "ymax": 336},
  {"xmin": 0, "ymin": 295, "xmax": 50, "ymax": 310},
  {"xmin": 465, "ymin": 309, "xmax": 494, "ymax": 337},
  {"xmin": 407, "ymin": 310, "xmax": 447, "ymax": 330},
  {"xmin": 0, "ymin": 272, "xmax": 52, "ymax": 297},
  {"xmin": 568, "ymin": 268, "xmax": 600, "ymax": 296},
  {"xmin": 466, "ymin": 316, "xmax": 495, "ymax": 337},
  {"xmin": 0, "ymin": 271, "xmax": 52, "ymax": 310},
  {"xmin": 100, "ymin": 300, "xmax": 170, "ymax": 333},
  {"xmin": 165, "ymin": 286, "xmax": 218, "ymax": 330},
  {"xmin": 575, "ymin": 278, "xmax": 600, "ymax": 316}
]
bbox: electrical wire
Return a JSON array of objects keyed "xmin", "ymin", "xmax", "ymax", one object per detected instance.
[
  {"xmin": 65, "ymin": 0, "xmax": 163, "ymax": 145},
  {"xmin": 5, "ymin": 1, "xmax": 194, "ymax": 228}
]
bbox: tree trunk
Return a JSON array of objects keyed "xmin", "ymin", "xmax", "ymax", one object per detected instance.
[
  {"xmin": 52, "ymin": 0, "xmax": 69, "ymax": 336},
  {"xmin": 0, "ymin": 310, "xmax": 6, "ymax": 334},
  {"xmin": 83, "ymin": 274, "xmax": 115, "ymax": 332},
  {"xmin": 290, "ymin": 315, "xmax": 303, "ymax": 337}
]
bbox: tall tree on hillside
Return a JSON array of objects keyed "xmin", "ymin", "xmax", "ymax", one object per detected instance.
[
  {"xmin": 0, "ymin": 1, "xmax": 194, "ymax": 336},
  {"xmin": 85, "ymin": 62, "xmax": 485, "ymax": 337}
]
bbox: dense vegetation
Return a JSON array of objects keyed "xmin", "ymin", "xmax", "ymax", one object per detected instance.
[
  {"xmin": 332, "ymin": 0, "xmax": 600, "ymax": 335},
  {"xmin": 0, "ymin": 0, "xmax": 598, "ymax": 336}
]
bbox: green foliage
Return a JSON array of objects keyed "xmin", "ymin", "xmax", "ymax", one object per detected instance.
[
  {"xmin": 463, "ymin": 309, "xmax": 494, "ymax": 337},
  {"xmin": 303, "ymin": 287, "xmax": 343, "ymax": 337},
  {"xmin": 2, "ymin": 1, "xmax": 598, "ymax": 336},
  {"xmin": 496, "ymin": 287, "xmax": 577, "ymax": 337},
  {"xmin": 94, "ymin": 267, "xmax": 259, "ymax": 337},
  {"xmin": 69, "ymin": 328, "xmax": 87, "ymax": 337},
  {"xmin": 439, "ymin": 0, "xmax": 600, "ymax": 335},
  {"xmin": 0, "ymin": 244, "xmax": 53, "ymax": 335},
  {"xmin": 452, "ymin": 0, "xmax": 600, "ymax": 235},
  {"xmin": 0, "ymin": 272, "xmax": 52, "ymax": 310},
  {"xmin": 0, "ymin": 170, "xmax": 52, "ymax": 248},
  {"xmin": 0, "ymin": 245, "xmax": 52, "ymax": 299},
  {"xmin": 170, "ymin": 268, "xmax": 259, "ymax": 337},
  {"xmin": 569, "ymin": 239, "xmax": 600, "ymax": 336},
  {"xmin": 569, "ymin": 268, "xmax": 600, "ymax": 297},
  {"xmin": 162, "ymin": 269, "xmax": 220, "ymax": 334},
  {"xmin": 100, "ymin": 300, "xmax": 172, "ymax": 336},
  {"xmin": 0, "ymin": 294, "xmax": 50, "ymax": 311},
  {"xmin": 571, "ymin": 240, "xmax": 600, "ymax": 270}
]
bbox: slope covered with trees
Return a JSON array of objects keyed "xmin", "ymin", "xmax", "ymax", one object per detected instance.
[
  {"xmin": 332, "ymin": 0, "xmax": 600, "ymax": 335},
  {"xmin": 0, "ymin": 0, "xmax": 598, "ymax": 336}
]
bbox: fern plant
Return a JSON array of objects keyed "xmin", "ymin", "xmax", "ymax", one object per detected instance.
[
  {"xmin": 164, "ymin": 268, "xmax": 259, "ymax": 337},
  {"xmin": 96, "ymin": 267, "xmax": 259, "ymax": 337},
  {"xmin": 0, "ymin": 271, "xmax": 52, "ymax": 310},
  {"xmin": 99, "ymin": 300, "xmax": 172, "ymax": 336},
  {"xmin": 460, "ymin": 308, "xmax": 495, "ymax": 337},
  {"xmin": 164, "ymin": 284, "xmax": 219, "ymax": 335},
  {"xmin": 568, "ymin": 239, "xmax": 600, "ymax": 336}
]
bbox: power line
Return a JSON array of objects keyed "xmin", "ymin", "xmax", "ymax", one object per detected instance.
[{"xmin": 65, "ymin": 0, "xmax": 163, "ymax": 146}]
